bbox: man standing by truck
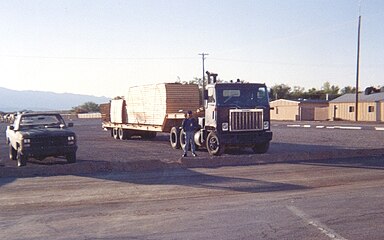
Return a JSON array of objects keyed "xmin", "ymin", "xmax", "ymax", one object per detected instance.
[{"xmin": 182, "ymin": 110, "xmax": 198, "ymax": 157}]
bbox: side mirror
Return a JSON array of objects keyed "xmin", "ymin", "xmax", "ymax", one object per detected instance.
[{"xmin": 68, "ymin": 123, "xmax": 74, "ymax": 127}]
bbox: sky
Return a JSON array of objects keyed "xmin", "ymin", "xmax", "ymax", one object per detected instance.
[{"xmin": 0, "ymin": 0, "xmax": 383, "ymax": 98}]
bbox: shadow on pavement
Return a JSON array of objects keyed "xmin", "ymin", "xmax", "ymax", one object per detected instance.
[
  {"xmin": 291, "ymin": 156, "xmax": 384, "ymax": 170},
  {"xmin": 89, "ymin": 167, "xmax": 310, "ymax": 194}
]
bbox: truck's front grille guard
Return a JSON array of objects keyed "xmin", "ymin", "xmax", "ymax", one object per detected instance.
[{"xmin": 229, "ymin": 109, "xmax": 263, "ymax": 132}]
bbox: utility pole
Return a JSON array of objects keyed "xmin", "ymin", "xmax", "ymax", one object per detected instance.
[
  {"xmin": 199, "ymin": 53, "xmax": 208, "ymax": 105},
  {"xmin": 355, "ymin": 10, "xmax": 362, "ymax": 122}
]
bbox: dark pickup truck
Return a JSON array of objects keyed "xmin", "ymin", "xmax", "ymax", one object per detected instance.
[{"xmin": 6, "ymin": 112, "xmax": 78, "ymax": 167}]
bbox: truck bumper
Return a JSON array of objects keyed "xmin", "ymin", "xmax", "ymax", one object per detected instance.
[
  {"xmin": 22, "ymin": 145, "xmax": 78, "ymax": 158},
  {"xmin": 219, "ymin": 131, "xmax": 272, "ymax": 146}
]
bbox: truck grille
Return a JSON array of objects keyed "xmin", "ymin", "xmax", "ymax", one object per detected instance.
[
  {"xmin": 32, "ymin": 136, "xmax": 68, "ymax": 147},
  {"xmin": 229, "ymin": 109, "xmax": 263, "ymax": 131}
]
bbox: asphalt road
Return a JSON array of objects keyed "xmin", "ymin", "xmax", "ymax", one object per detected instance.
[
  {"xmin": 1, "ymin": 157, "xmax": 383, "ymax": 240},
  {"xmin": 0, "ymin": 119, "xmax": 383, "ymax": 239},
  {"xmin": 1, "ymin": 119, "xmax": 384, "ymax": 173}
]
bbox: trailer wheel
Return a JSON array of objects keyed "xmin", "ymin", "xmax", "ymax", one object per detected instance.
[
  {"xmin": 252, "ymin": 142, "xmax": 270, "ymax": 154},
  {"xmin": 118, "ymin": 128, "xmax": 127, "ymax": 140},
  {"xmin": 112, "ymin": 128, "xmax": 119, "ymax": 139},
  {"xmin": 170, "ymin": 127, "xmax": 180, "ymax": 149},
  {"xmin": 206, "ymin": 132, "xmax": 224, "ymax": 156}
]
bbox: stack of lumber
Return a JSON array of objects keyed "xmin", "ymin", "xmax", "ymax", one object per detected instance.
[
  {"xmin": 110, "ymin": 99, "xmax": 126, "ymax": 123},
  {"xmin": 126, "ymin": 83, "xmax": 200, "ymax": 125}
]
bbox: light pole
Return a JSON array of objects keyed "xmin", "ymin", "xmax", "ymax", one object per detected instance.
[
  {"xmin": 199, "ymin": 53, "xmax": 208, "ymax": 105},
  {"xmin": 355, "ymin": 13, "xmax": 362, "ymax": 121}
]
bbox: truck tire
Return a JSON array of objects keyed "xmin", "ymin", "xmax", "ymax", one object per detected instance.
[
  {"xmin": 170, "ymin": 127, "xmax": 181, "ymax": 149},
  {"xmin": 112, "ymin": 128, "xmax": 119, "ymax": 139},
  {"xmin": 17, "ymin": 147, "xmax": 27, "ymax": 167},
  {"xmin": 252, "ymin": 142, "xmax": 270, "ymax": 154},
  {"xmin": 66, "ymin": 152, "xmax": 76, "ymax": 163},
  {"xmin": 9, "ymin": 144, "xmax": 17, "ymax": 161},
  {"xmin": 118, "ymin": 128, "xmax": 127, "ymax": 140},
  {"xmin": 206, "ymin": 132, "xmax": 224, "ymax": 156},
  {"xmin": 179, "ymin": 129, "xmax": 186, "ymax": 150}
]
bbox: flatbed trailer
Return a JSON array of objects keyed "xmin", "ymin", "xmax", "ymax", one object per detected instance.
[{"xmin": 101, "ymin": 112, "xmax": 187, "ymax": 139}]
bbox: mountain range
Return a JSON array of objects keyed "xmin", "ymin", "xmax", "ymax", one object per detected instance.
[{"xmin": 0, "ymin": 87, "xmax": 110, "ymax": 112}]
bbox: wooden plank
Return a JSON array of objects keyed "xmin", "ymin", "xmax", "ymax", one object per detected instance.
[{"xmin": 125, "ymin": 83, "xmax": 201, "ymax": 126}]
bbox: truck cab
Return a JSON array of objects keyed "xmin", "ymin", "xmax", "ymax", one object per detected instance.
[{"xmin": 201, "ymin": 81, "xmax": 272, "ymax": 155}]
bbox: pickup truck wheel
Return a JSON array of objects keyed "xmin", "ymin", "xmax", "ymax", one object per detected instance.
[
  {"xmin": 252, "ymin": 142, "xmax": 270, "ymax": 154},
  {"xmin": 17, "ymin": 148, "xmax": 27, "ymax": 167},
  {"xmin": 9, "ymin": 144, "xmax": 17, "ymax": 161},
  {"xmin": 170, "ymin": 127, "xmax": 180, "ymax": 149},
  {"xmin": 66, "ymin": 152, "xmax": 76, "ymax": 163},
  {"xmin": 206, "ymin": 132, "xmax": 224, "ymax": 156}
]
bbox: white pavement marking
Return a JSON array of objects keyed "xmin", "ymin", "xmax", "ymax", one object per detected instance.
[
  {"xmin": 287, "ymin": 206, "xmax": 347, "ymax": 240},
  {"xmin": 338, "ymin": 126, "xmax": 362, "ymax": 130},
  {"xmin": 375, "ymin": 127, "xmax": 384, "ymax": 131},
  {"xmin": 287, "ymin": 124, "xmax": 301, "ymax": 128}
]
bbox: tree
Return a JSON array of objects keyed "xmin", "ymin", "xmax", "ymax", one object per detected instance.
[
  {"xmin": 270, "ymin": 84, "xmax": 291, "ymax": 100},
  {"xmin": 291, "ymin": 86, "xmax": 305, "ymax": 99},
  {"xmin": 340, "ymin": 86, "xmax": 356, "ymax": 94},
  {"xmin": 322, "ymin": 81, "xmax": 340, "ymax": 95},
  {"xmin": 72, "ymin": 102, "xmax": 100, "ymax": 113}
]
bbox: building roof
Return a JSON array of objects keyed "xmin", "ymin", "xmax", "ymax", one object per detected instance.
[{"xmin": 330, "ymin": 92, "xmax": 384, "ymax": 103}]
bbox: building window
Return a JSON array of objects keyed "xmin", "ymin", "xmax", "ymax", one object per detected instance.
[
  {"xmin": 275, "ymin": 107, "xmax": 279, "ymax": 114},
  {"xmin": 368, "ymin": 106, "xmax": 374, "ymax": 112},
  {"xmin": 349, "ymin": 106, "xmax": 355, "ymax": 112}
]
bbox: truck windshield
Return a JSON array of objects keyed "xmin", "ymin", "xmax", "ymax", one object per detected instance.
[
  {"xmin": 19, "ymin": 115, "xmax": 65, "ymax": 129},
  {"xmin": 216, "ymin": 86, "xmax": 268, "ymax": 107}
]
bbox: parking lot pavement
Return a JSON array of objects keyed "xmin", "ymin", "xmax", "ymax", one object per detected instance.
[{"xmin": 1, "ymin": 119, "xmax": 383, "ymax": 177}]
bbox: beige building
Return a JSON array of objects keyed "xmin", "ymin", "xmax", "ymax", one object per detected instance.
[
  {"xmin": 270, "ymin": 99, "xmax": 329, "ymax": 121},
  {"xmin": 329, "ymin": 92, "xmax": 384, "ymax": 122}
]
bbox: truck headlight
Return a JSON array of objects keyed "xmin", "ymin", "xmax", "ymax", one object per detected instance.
[
  {"xmin": 222, "ymin": 122, "xmax": 229, "ymax": 131},
  {"xmin": 263, "ymin": 121, "xmax": 269, "ymax": 130},
  {"xmin": 23, "ymin": 138, "xmax": 31, "ymax": 147}
]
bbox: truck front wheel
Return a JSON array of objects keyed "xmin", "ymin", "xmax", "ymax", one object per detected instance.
[
  {"xmin": 252, "ymin": 142, "xmax": 270, "ymax": 154},
  {"xmin": 9, "ymin": 144, "xmax": 17, "ymax": 161},
  {"xmin": 17, "ymin": 147, "xmax": 27, "ymax": 167},
  {"xmin": 206, "ymin": 132, "xmax": 224, "ymax": 156},
  {"xmin": 170, "ymin": 127, "xmax": 180, "ymax": 149}
]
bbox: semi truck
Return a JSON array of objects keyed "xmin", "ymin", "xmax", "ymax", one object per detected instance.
[{"xmin": 101, "ymin": 72, "xmax": 272, "ymax": 155}]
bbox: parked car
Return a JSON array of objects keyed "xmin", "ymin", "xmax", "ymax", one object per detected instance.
[{"xmin": 6, "ymin": 112, "xmax": 78, "ymax": 167}]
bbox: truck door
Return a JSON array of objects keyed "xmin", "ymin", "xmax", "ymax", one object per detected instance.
[{"xmin": 205, "ymin": 86, "xmax": 217, "ymax": 129}]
